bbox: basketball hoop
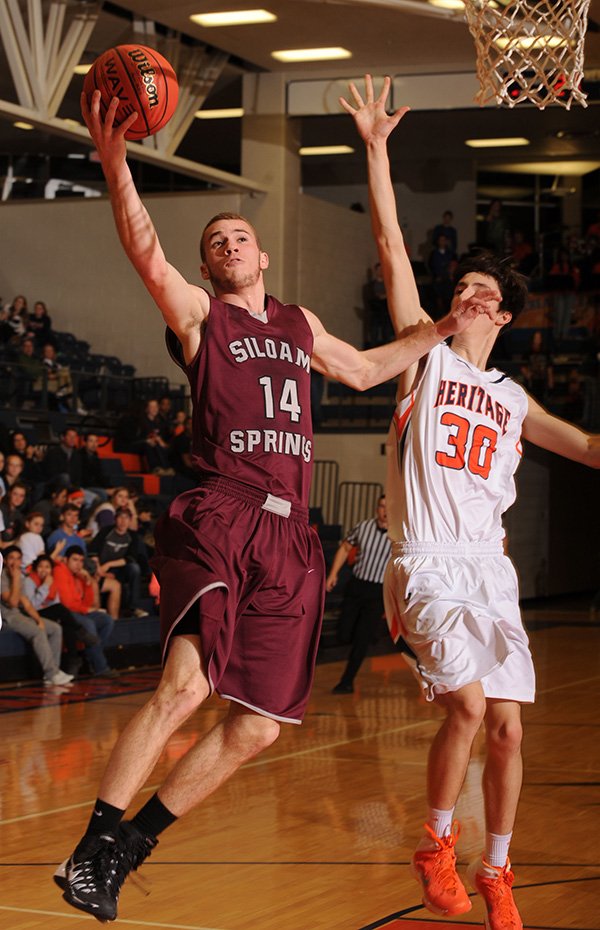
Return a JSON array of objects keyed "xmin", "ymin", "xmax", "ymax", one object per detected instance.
[{"xmin": 463, "ymin": 0, "xmax": 591, "ymax": 109}]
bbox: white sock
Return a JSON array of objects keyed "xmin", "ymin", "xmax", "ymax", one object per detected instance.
[
  {"xmin": 417, "ymin": 807, "xmax": 455, "ymax": 849},
  {"xmin": 485, "ymin": 830, "xmax": 512, "ymax": 869}
]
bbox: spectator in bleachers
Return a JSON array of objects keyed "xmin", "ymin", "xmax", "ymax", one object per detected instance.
[
  {"xmin": 548, "ymin": 246, "xmax": 579, "ymax": 346},
  {"xmin": 26, "ymin": 300, "xmax": 55, "ymax": 348},
  {"xmin": 0, "ymin": 482, "xmax": 28, "ymax": 546},
  {"xmin": 17, "ymin": 511, "xmax": 64, "ymax": 568},
  {"xmin": 510, "ymin": 230, "xmax": 537, "ymax": 276},
  {"xmin": 157, "ymin": 396, "xmax": 175, "ymax": 440},
  {"xmin": 0, "ymin": 295, "xmax": 29, "ymax": 344},
  {"xmin": 168, "ymin": 416, "xmax": 195, "ymax": 482},
  {"xmin": 431, "ymin": 209, "xmax": 458, "ymax": 256},
  {"xmin": 172, "ymin": 410, "xmax": 187, "ymax": 436},
  {"xmin": 0, "ymin": 452, "xmax": 6, "ymax": 498},
  {"xmin": 364, "ymin": 261, "xmax": 392, "ymax": 346},
  {"xmin": 36, "ymin": 343, "xmax": 76, "ymax": 412},
  {"xmin": 15, "ymin": 336, "xmax": 43, "ymax": 405},
  {"xmin": 1, "ymin": 545, "xmax": 73, "ymax": 686},
  {"xmin": 428, "ymin": 232, "xmax": 457, "ymax": 317},
  {"xmin": 23, "ymin": 554, "xmax": 99, "ymax": 678},
  {"xmin": 48, "ymin": 503, "xmax": 122, "ymax": 619},
  {"xmin": 53, "ymin": 545, "xmax": 119, "ymax": 678},
  {"xmin": 483, "ymin": 199, "xmax": 509, "ymax": 256},
  {"xmin": 136, "ymin": 399, "xmax": 173, "ymax": 474},
  {"xmin": 3, "ymin": 453, "xmax": 29, "ymax": 497},
  {"xmin": 36, "ymin": 483, "xmax": 68, "ymax": 536},
  {"xmin": 77, "ymin": 433, "xmax": 112, "ymax": 501},
  {"xmin": 578, "ymin": 235, "xmax": 600, "ymax": 289},
  {"xmin": 47, "ymin": 502, "xmax": 91, "ymax": 553},
  {"xmin": 87, "ymin": 486, "xmax": 138, "ymax": 536},
  {"xmin": 10, "ymin": 431, "xmax": 45, "ymax": 491},
  {"xmin": 42, "ymin": 427, "xmax": 82, "ymax": 488},
  {"xmin": 88, "ymin": 507, "xmax": 148, "ymax": 618},
  {"xmin": 519, "ymin": 330, "xmax": 554, "ymax": 403}
]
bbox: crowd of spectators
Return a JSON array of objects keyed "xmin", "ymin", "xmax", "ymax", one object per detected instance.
[{"xmin": 0, "ymin": 409, "xmax": 197, "ymax": 684}]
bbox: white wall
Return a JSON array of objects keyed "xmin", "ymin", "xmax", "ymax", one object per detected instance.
[
  {"xmin": 303, "ymin": 181, "xmax": 477, "ymax": 264},
  {"xmin": 1, "ymin": 190, "xmax": 241, "ymax": 383},
  {"xmin": 298, "ymin": 194, "xmax": 372, "ymax": 348}
]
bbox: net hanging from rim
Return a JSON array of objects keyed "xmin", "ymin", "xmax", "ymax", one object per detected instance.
[{"xmin": 464, "ymin": 0, "xmax": 591, "ymax": 109}]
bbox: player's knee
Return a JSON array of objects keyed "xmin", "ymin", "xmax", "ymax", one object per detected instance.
[
  {"xmin": 487, "ymin": 718, "xmax": 523, "ymax": 755},
  {"xmin": 152, "ymin": 674, "xmax": 208, "ymax": 724},
  {"xmin": 227, "ymin": 712, "xmax": 280, "ymax": 758},
  {"xmin": 449, "ymin": 693, "xmax": 486, "ymax": 731}
]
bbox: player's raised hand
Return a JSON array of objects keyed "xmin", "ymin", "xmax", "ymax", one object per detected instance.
[
  {"xmin": 340, "ymin": 74, "xmax": 409, "ymax": 144},
  {"xmin": 80, "ymin": 90, "xmax": 138, "ymax": 166}
]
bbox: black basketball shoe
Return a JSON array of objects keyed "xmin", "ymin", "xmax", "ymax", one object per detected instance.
[
  {"xmin": 54, "ymin": 832, "xmax": 120, "ymax": 922},
  {"xmin": 112, "ymin": 821, "xmax": 158, "ymax": 900}
]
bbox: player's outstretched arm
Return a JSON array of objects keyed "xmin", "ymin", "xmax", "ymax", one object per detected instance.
[
  {"xmin": 522, "ymin": 396, "xmax": 600, "ymax": 467},
  {"xmin": 305, "ymin": 291, "xmax": 486, "ymax": 391},
  {"xmin": 81, "ymin": 91, "xmax": 208, "ymax": 361},
  {"xmin": 341, "ymin": 75, "xmax": 428, "ymax": 337}
]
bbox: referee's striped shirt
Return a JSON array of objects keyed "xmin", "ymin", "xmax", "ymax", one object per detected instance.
[{"xmin": 346, "ymin": 519, "xmax": 391, "ymax": 584}]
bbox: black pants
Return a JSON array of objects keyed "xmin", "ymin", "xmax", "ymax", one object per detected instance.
[
  {"xmin": 40, "ymin": 603, "xmax": 86, "ymax": 665},
  {"xmin": 336, "ymin": 576, "xmax": 385, "ymax": 686}
]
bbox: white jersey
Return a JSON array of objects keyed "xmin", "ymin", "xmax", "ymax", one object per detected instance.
[{"xmin": 386, "ymin": 343, "xmax": 529, "ymax": 545}]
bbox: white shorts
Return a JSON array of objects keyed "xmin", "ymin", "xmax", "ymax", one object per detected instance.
[{"xmin": 384, "ymin": 541, "xmax": 535, "ymax": 704}]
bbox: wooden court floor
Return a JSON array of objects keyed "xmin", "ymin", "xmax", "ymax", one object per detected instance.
[{"xmin": 1, "ymin": 611, "xmax": 599, "ymax": 930}]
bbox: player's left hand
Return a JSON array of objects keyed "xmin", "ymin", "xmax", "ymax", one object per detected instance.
[{"xmin": 340, "ymin": 74, "xmax": 409, "ymax": 144}]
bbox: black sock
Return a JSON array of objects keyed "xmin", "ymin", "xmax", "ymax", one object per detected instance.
[
  {"xmin": 84, "ymin": 798, "xmax": 125, "ymax": 838},
  {"xmin": 130, "ymin": 793, "xmax": 178, "ymax": 838}
]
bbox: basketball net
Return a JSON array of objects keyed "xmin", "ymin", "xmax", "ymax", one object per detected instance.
[{"xmin": 463, "ymin": 0, "xmax": 591, "ymax": 109}]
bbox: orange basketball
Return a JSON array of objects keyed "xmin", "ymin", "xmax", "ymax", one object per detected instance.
[{"xmin": 83, "ymin": 44, "xmax": 178, "ymax": 140}]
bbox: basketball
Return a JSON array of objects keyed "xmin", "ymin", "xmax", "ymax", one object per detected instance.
[{"xmin": 83, "ymin": 44, "xmax": 178, "ymax": 139}]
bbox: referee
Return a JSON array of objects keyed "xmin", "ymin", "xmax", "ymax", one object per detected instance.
[{"xmin": 326, "ymin": 495, "xmax": 391, "ymax": 694}]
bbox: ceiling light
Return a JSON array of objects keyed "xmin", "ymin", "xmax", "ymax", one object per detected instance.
[
  {"xmin": 73, "ymin": 63, "xmax": 92, "ymax": 75},
  {"xmin": 494, "ymin": 35, "xmax": 566, "ymax": 50},
  {"xmin": 195, "ymin": 108, "xmax": 244, "ymax": 119},
  {"xmin": 465, "ymin": 137, "xmax": 530, "ymax": 148},
  {"xmin": 64, "ymin": 118, "xmax": 82, "ymax": 126},
  {"xmin": 272, "ymin": 47, "xmax": 351, "ymax": 63},
  {"xmin": 14, "ymin": 121, "xmax": 34, "ymax": 131},
  {"xmin": 190, "ymin": 9, "xmax": 276, "ymax": 27},
  {"xmin": 299, "ymin": 145, "xmax": 354, "ymax": 156},
  {"xmin": 67, "ymin": 153, "xmax": 86, "ymax": 159},
  {"xmin": 486, "ymin": 160, "xmax": 600, "ymax": 176},
  {"xmin": 428, "ymin": 0, "xmax": 465, "ymax": 9}
]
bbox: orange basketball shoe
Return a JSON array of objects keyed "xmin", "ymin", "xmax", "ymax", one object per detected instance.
[
  {"xmin": 411, "ymin": 822, "xmax": 472, "ymax": 916},
  {"xmin": 467, "ymin": 857, "xmax": 523, "ymax": 930}
]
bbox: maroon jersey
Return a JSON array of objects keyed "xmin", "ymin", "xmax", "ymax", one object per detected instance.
[{"xmin": 167, "ymin": 292, "xmax": 315, "ymax": 508}]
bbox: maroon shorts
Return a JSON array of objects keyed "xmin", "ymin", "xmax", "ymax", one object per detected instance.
[{"xmin": 152, "ymin": 478, "xmax": 325, "ymax": 724}]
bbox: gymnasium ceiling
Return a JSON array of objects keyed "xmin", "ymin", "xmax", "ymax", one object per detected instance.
[{"xmin": 1, "ymin": 0, "xmax": 600, "ymax": 198}]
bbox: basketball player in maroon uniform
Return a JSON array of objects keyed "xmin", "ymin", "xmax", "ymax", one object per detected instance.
[{"xmin": 54, "ymin": 90, "xmax": 496, "ymax": 923}]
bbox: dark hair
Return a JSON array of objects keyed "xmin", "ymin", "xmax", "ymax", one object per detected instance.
[
  {"xmin": 453, "ymin": 250, "xmax": 528, "ymax": 325},
  {"xmin": 32, "ymin": 554, "xmax": 52, "ymax": 570},
  {"xmin": 3, "ymin": 545, "xmax": 22, "ymax": 558},
  {"xmin": 199, "ymin": 212, "xmax": 261, "ymax": 261},
  {"xmin": 115, "ymin": 506, "xmax": 132, "ymax": 517},
  {"xmin": 65, "ymin": 545, "xmax": 85, "ymax": 558},
  {"xmin": 61, "ymin": 503, "xmax": 79, "ymax": 515}
]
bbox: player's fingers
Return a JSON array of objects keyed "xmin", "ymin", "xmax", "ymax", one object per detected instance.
[
  {"xmin": 103, "ymin": 95, "xmax": 119, "ymax": 131},
  {"xmin": 459, "ymin": 284, "xmax": 476, "ymax": 302},
  {"xmin": 365, "ymin": 73, "xmax": 374, "ymax": 103},
  {"xmin": 339, "ymin": 96, "xmax": 356, "ymax": 115},
  {"xmin": 348, "ymin": 81, "xmax": 364, "ymax": 108},
  {"xmin": 378, "ymin": 74, "xmax": 392, "ymax": 106},
  {"xmin": 390, "ymin": 105, "xmax": 410, "ymax": 127},
  {"xmin": 119, "ymin": 110, "xmax": 138, "ymax": 136}
]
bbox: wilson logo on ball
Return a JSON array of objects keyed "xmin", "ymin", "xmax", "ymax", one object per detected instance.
[{"xmin": 83, "ymin": 44, "xmax": 178, "ymax": 139}]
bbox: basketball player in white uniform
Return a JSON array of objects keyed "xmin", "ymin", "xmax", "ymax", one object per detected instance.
[{"xmin": 342, "ymin": 76, "xmax": 600, "ymax": 930}]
